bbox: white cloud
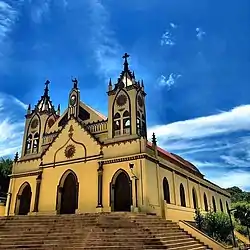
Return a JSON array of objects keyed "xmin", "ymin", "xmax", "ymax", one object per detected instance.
[
  {"xmin": 160, "ymin": 31, "xmax": 175, "ymax": 46},
  {"xmin": 148, "ymin": 105, "xmax": 250, "ymax": 190},
  {"xmin": 210, "ymin": 170, "xmax": 250, "ymax": 191},
  {"xmin": 158, "ymin": 73, "xmax": 181, "ymax": 89},
  {"xmin": 148, "ymin": 105, "xmax": 250, "ymax": 140},
  {"xmin": 0, "ymin": 1, "xmax": 18, "ymax": 49},
  {"xmin": 196, "ymin": 27, "xmax": 206, "ymax": 41},
  {"xmin": 88, "ymin": 0, "xmax": 123, "ymax": 79},
  {"xmin": 0, "ymin": 93, "xmax": 26, "ymax": 158}
]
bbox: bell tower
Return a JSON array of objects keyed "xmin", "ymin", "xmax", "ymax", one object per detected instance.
[
  {"xmin": 21, "ymin": 80, "xmax": 58, "ymax": 157},
  {"xmin": 107, "ymin": 53, "xmax": 147, "ymax": 140},
  {"xmin": 68, "ymin": 78, "xmax": 80, "ymax": 119}
]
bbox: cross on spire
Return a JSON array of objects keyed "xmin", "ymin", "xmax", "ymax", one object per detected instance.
[{"xmin": 122, "ymin": 53, "xmax": 130, "ymax": 71}]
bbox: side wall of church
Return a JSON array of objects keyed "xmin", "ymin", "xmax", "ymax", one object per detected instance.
[{"xmin": 143, "ymin": 158, "xmax": 231, "ymax": 222}]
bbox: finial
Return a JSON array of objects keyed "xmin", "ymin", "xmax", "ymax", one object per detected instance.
[
  {"xmin": 27, "ymin": 104, "xmax": 31, "ymax": 114},
  {"xmin": 108, "ymin": 78, "xmax": 112, "ymax": 91},
  {"xmin": 122, "ymin": 52, "xmax": 130, "ymax": 71},
  {"xmin": 141, "ymin": 79, "xmax": 144, "ymax": 88},
  {"xmin": 152, "ymin": 133, "xmax": 157, "ymax": 145},
  {"xmin": 57, "ymin": 104, "xmax": 60, "ymax": 116},
  {"xmin": 44, "ymin": 80, "xmax": 50, "ymax": 96},
  {"xmin": 14, "ymin": 152, "xmax": 19, "ymax": 163},
  {"xmin": 72, "ymin": 78, "xmax": 78, "ymax": 89},
  {"xmin": 132, "ymin": 71, "xmax": 135, "ymax": 78}
]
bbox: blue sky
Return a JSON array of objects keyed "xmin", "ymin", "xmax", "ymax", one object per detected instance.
[{"xmin": 0, "ymin": 0, "xmax": 250, "ymax": 190}]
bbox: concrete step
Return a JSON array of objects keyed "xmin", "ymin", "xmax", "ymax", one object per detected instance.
[{"xmin": 0, "ymin": 213, "xmax": 211, "ymax": 250}]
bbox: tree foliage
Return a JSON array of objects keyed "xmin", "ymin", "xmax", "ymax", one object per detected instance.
[
  {"xmin": 226, "ymin": 186, "xmax": 250, "ymax": 203},
  {"xmin": 0, "ymin": 158, "xmax": 12, "ymax": 195},
  {"xmin": 233, "ymin": 202, "xmax": 250, "ymax": 228},
  {"xmin": 194, "ymin": 210, "xmax": 232, "ymax": 243}
]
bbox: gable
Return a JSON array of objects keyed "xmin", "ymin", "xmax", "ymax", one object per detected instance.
[{"xmin": 42, "ymin": 118, "xmax": 102, "ymax": 166}]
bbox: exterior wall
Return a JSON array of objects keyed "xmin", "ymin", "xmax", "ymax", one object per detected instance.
[
  {"xmin": 39, "ymin": 161, "xmax": 98, "ymax": 214},
  {"xmin": 144, "ymin": 155, "xmax": 232, "ymax": 222},
  {"xmin": 0, "ymin": 203, "xmax": 5, "ymax": 216},
  {"xmin": 8, "ymin": 175, "xmax": 37, "ymax": 215}
]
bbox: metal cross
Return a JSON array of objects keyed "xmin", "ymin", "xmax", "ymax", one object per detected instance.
[{"xmin": 122, "ymin": 53, "xmax": 130, "ymax": 60}]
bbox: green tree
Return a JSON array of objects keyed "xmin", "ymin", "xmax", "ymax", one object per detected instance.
[
  {"xmin": 203, "ymin": 211, "xmax": 232, "ymax": 243},
  {"xmin": 0, "ymin": 158, "xmax": 13, "ymax": 195},
  {"xmin": 233, "ymin": 202, "xmax": 250, "ymax": 240},
  {"xmin": 226, "ymin": 187, "xmax": 250, "ymax": 203}
]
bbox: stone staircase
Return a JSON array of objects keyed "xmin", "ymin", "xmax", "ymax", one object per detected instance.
[{"xmin": 0, "ymin": 212, "xmax": 211, "ymax": 250}]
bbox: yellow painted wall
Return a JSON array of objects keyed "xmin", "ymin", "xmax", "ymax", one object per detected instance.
[
  {"xmin": 39, "ymin": 161, "xmax": 98, "ymax": 213},
  {"xmin": 9, "ymin": 175, "xmax": 37, "ymax": 215},
  {"xmin": 0, "ymin": 203, "xmax": 5, "ymax": 216}
]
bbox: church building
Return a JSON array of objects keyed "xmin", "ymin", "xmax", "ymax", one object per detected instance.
[{"xmin": 4, "ymin": 53, "xmax": 230, "ymax": 221}]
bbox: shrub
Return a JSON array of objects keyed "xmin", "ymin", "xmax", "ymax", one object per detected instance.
[{"xmin": 202, "ymin": 211, "xmax": 232, "ymax": 243}]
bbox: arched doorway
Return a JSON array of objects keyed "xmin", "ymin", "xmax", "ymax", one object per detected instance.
[
  {"xmin": 110, "ymin": 170, "xmax": 132, "ymax": 212},
  {"xmin": 57, "ymin": 170, "xmax": 79, "ymax": 214},
  {"xmin": 16, "ymin": 182, "xmax": 32, "ymax": 215}
]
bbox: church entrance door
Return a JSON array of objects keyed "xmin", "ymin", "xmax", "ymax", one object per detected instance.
[
  {"xmin": 113, "ymin": 171, "xmax": 132, "ymax": 212},
  {"xmin": 18, "ymin": 184, "xmax": 32, "ymax": 215},
  {"xmin": 60, "ymin": 173, "xmax": 77, "ymax": 214}
]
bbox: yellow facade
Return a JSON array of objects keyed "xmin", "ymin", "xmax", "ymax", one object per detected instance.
[{"xmin": 4, "ymin": 54, "xmax": 231, "ymax": 221}]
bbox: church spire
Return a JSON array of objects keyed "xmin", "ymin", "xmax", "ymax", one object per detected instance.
[{"xmin": 35, "ymin": 80, "xmax": 55, "ymax": 113}]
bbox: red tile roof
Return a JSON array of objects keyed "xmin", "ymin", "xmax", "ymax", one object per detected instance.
[{"xmin": 147, "ymin": 141, "xmax": 203, "ymax": 177}]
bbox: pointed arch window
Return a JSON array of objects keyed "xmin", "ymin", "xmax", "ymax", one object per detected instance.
[
  {"xmin": 136, "ymin": 111, "xmax": 141, "ymax": 134},
  {"xmin": 220, "ymin": 199, "xmax": 223, "ymax": 212},
  {"xmin": 136, "ymin": 111, "xmax": 146, "ymax": 137},
  {"xmin": 212, "ymin": 196, "xmax": 216, "ymax": 212},
  {"xmin": 192, "ymin": 188, "xmax": 198, "ymax": 209},
  {"xmin": 180, "ymin": 183, "xmax": 186, "ymax": 207},
  {"xmin": 122, "ymin": 110, "xmax": 131, "ymax": 135},
  {"xmin": 113, "ymin": 112, "xmax": 121, "ymax": 136},
  {"xmin": 204, "ymin": 193, "xmax": 208, "ymax": 211},
  {"xmin": 32, "ymin": 133, "xmax": 39, "ymax": 153},
  {"xmin": 163, "ymin": 177, "xmax": 170, "ymax": 204},
  {"xmin": 25, "ymin": 134, "xmax": 32, "ymax": 154}
]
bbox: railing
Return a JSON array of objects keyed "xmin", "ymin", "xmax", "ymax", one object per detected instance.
[
  {"xmin": 86, "ymin": 121, "xmax": 108, "ymax": 134},
  {"xmin": 114, "ymin": 128, "xmax": 131, "ymax": 137}
]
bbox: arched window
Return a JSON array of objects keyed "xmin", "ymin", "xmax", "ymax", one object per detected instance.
[
  {"xmin": 141, "ymin": 114, "xmax": 146, "ymax": 137},
  {"xmin": 163, "ymin": 177, "xmax": 170, "ymax": 204},
  {"xmin": 136, "ymin": 111, "xmax": 141, "ymax": 134},
  {"xmin": 32, "ymin": 133, "xmax": 39, "ymax": 153},
  {"xmin": 113, "ymin": 112, "xmax": 121, "ymax": 136},
  {"xmin": 192, "ymin": 188, "xmax": 198, "ymax": 209},
  {"xmin": 180, "ymin": 183, "xmax": 186, "ymax": 207},
  {"xmin": 204, "ymin": 193, "xmax": 208, "ymax": 211},
  {"xmin": 123, "ymin": 110, "xmax": 131, "ymax": 134},
  {"xmin": 220, "ymin": 199, "xmax": 223, "ymax": 212},
  {"xmin": 212, "ymin": 196, "xmax": 216, "ymax": 212},
  {"xmin": 25, "ymin": 134, "xmax": 32, "ymax": 154}
]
